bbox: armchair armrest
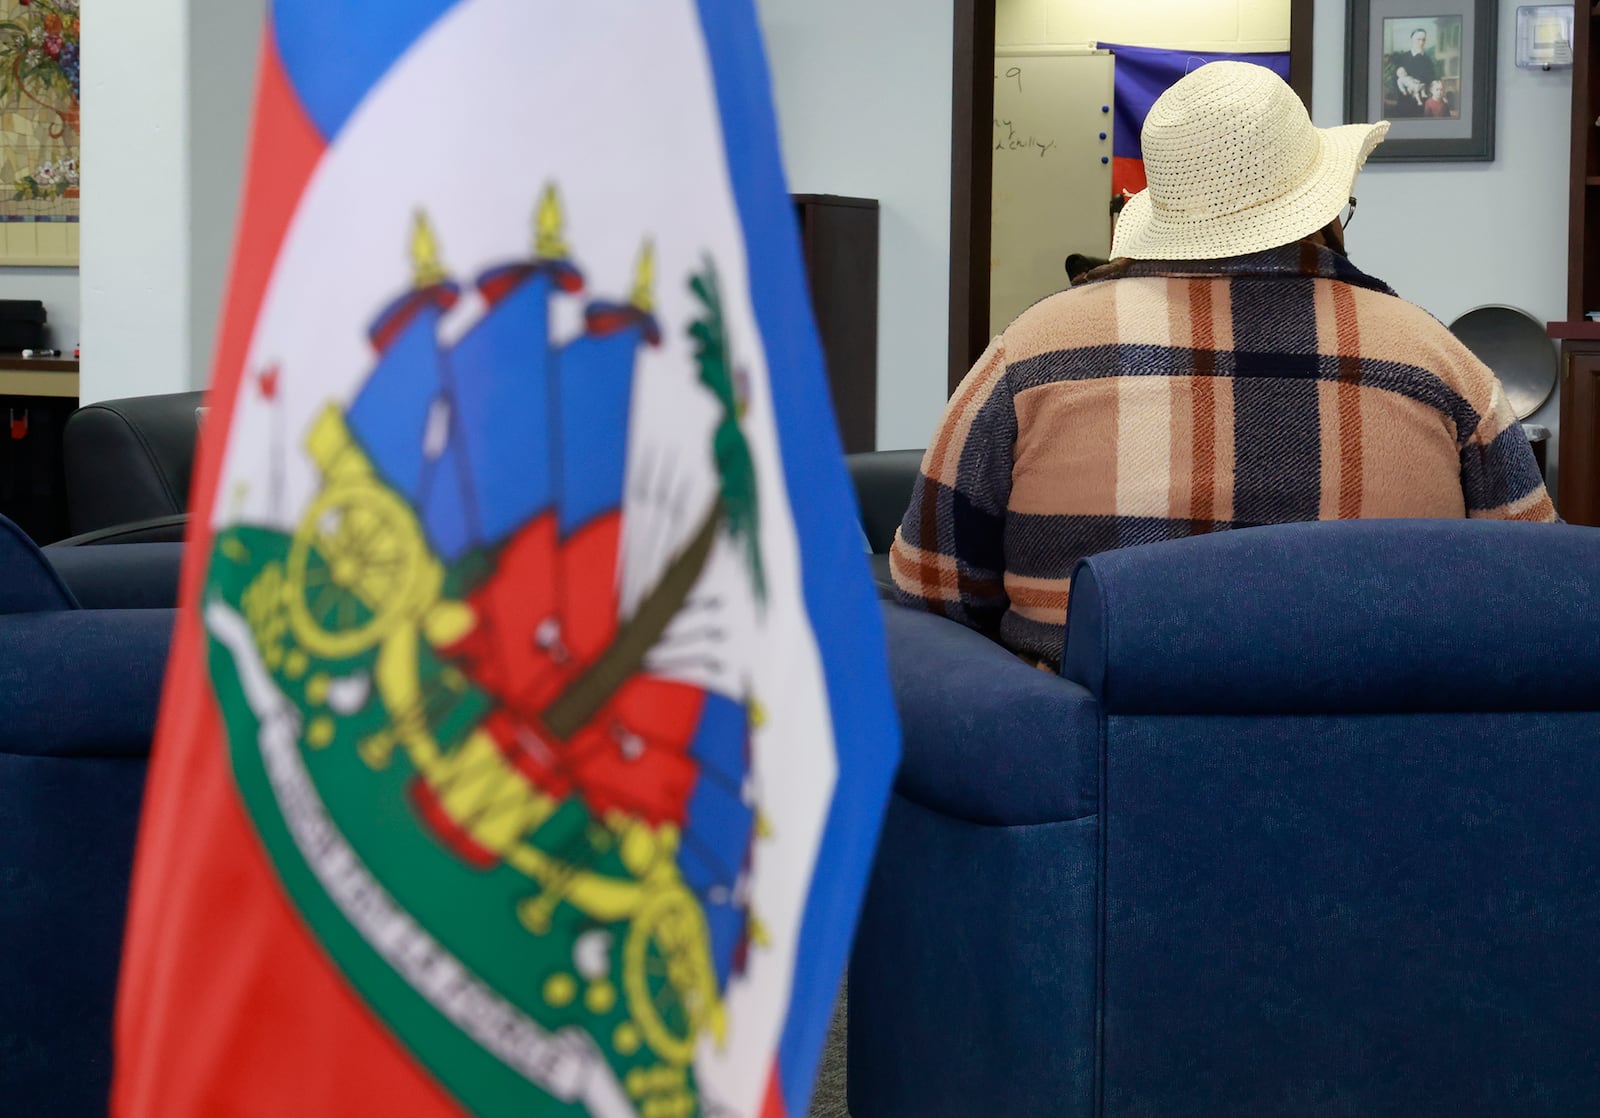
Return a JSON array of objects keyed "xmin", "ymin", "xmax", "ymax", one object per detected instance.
[
  {"xmin": 50, "ymin": 513, "xmax": 189, "ymax": 547},
  {"xmin": 0, "ymin": 610, "xmax": 175, "ymax": 759},
  {"xmin": 43, "ymin": 542, "xmax": 184, "ymax": 609},
  {"xmin": 883, "ymin": 603, "xmax": 1098, "ymax": 826}
]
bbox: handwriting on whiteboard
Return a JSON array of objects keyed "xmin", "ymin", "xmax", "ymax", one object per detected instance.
[
  {"xmin": 995, "ymin": 66, "xmax": 1023, "ymax": 94},
  {"xmin": 993, "ymin": 117, "xmax": 1057, "ymax": 158}
]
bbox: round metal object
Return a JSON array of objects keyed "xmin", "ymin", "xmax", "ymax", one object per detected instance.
[{"xmin": 1447, "ymin": 305, "xmax": 1558, "ymax": 420}]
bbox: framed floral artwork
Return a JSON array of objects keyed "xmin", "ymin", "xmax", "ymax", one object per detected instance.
[{"xmin": 0, "ymin": 0, "xmax": 78, "ymax": 264}]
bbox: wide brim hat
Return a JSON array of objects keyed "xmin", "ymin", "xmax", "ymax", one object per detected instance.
[{"xmin": 1111, "ymin": 61, "xmax": 1389, "ymax": 260}]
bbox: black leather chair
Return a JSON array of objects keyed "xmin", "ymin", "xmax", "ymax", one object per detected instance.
[
  {"xmin": 38, "ymin": 392, "xmax": 200, "ymax": 607},
  {"xmin": 46, "ymin": 421, "xmax": 914, "ymax": 609},
  {"xmin": 845, "ymin": 449, "xmax": 922, "ymax": 597},
  {"xmin": 61, "ymin": 391, "xmax": 203, "ymax": 544}
]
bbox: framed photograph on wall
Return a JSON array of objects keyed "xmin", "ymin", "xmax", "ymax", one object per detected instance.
[{"xmin": 1346, "ymin": 0, "xmax": 1497, "ymax": 161}]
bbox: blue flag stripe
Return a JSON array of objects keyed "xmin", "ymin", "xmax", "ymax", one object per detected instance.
[
  {"xmin": 692, "ymin": 1, "xmax": 901, "ymax": 1113},
  {"xmin": 274, "ymin": 0, "xmax": 456, "ymax": 141},
  {"xmin": 1100, "ymin": 42, "xmax": 1290, "ymax": 162}
]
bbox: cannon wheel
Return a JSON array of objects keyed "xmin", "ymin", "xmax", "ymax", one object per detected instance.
[
  {"xmin": 286, "ymin": 482, "xmax": 428, "ymax": 661},
  {"xmin": 623, "ymin": 886, "xmax": 718, "ymax": 1066}
]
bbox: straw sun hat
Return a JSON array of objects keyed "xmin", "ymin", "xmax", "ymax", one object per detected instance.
[{"xmin": 1110, "ymin": 61, "xmax": 1389, "ymax": 260}]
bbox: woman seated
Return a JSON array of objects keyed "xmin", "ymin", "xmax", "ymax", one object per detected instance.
[{"xmin": 891, "ymin": 63, "xmax": 1554, "ymax": 668}]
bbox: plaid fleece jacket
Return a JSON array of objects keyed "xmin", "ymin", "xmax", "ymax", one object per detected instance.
[{"xmin": 891, "ymin": 244, "xmax": 1557, "ymax": 663}]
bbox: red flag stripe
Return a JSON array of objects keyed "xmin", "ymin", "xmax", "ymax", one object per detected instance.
[{"xmin": 112, "ymin": 29, "xmax": 465, "ymax": 1117}]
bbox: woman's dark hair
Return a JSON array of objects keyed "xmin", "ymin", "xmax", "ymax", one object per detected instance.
[
  {"xmin": 1065, "ymin": 253, "xmax": 1107, "ymax": 284},
  {"xmin": 1065, "ymin": 254, "xmax": 1139, "ymax": 285}
]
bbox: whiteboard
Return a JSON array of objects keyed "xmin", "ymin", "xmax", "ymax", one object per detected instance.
[{"xmin": 990, "ymin": 49, "xmax": 1115, "ymax": 336}]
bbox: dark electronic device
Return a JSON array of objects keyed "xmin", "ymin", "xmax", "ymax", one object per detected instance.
[{"xmin": 0, "ymin": 300, "xmax": 46, "ymax": 353}]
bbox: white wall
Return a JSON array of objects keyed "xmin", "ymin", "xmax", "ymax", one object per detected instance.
[
  {"xmin": 1312, "ymin": 0, "xmax": 1571, "ymax": 488},
  {"xmin": 80, "ymin": 0, "xmax": 262, "ymax": 403},
  {"xmin": 190, "ymin": 0, "xmax": 265, "ymax": 391},
  {"xmin": 80, "ymin": 0, "xmax": 190, "ymax": 402},
  {"xmin": 998, "ymin": 0, "xmax": 1289, "ymax": 52},
  {"xmin": 757, "ymin": 0, "xmax": 954, "ymax": 451}
]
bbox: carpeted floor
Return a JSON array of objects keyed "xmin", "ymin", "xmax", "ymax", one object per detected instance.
[{"xmin": 807, "ymin": 983, "xmax": 850, "ymax": 1118}]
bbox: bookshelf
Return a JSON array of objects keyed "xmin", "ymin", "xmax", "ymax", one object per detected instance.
[{"xmin": 1553, "ymin": 1, "xmax": 1600, "ymax": 523}]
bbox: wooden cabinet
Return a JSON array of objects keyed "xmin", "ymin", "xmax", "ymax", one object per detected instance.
[
  {"xmin": 793, "ymin": 194, "xmax": 879, "ymax": 453},
  {"xmin": 1570, "ymin": 5, "xmax": 1600, "ymax": 324},
  {"xmin": 0, "ymin": 356, "xmax": 78, "ymax": 543},
  {"xmin": 1553, "ymin": 4, "xmax": 1600, "ymax": 524},
  {"xmin": 1559, "ymin": 343, "xmax": 1600, "ymax": 523}
]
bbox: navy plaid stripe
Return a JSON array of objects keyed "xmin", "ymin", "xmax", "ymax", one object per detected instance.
[
  {"xmin": 1462, "ymin": 425, "xmax": 1546, "ymax": 513},
  {"xmin": 900, "ymin": 472, "xmax": 1008, "ymax": 632},
  {"xmin": 955, "ymin": 375, "xmax": 1018, "ymax": 518},
  {"xmin": 1089, "ymin": 249, "xmax": 1399, "ymax": 297},
  {"xmin": 1233, "ymin": 374, "xmax": 1322, "ymax": 522},
  {"xmin": 1000, "ymin": 610, "xmax": 1071, "ymax": 665},
  {"xmin": 1009, "ymin": 348, "xmax": 1475, "ymax": 438},
  {"xmin": 1348, "ymin": 360, "xmax": 1477, "ymax": 441},
  {"xmin": 1005, "ymin": 514, "xmax": 1237, "ymax": 578},
  {"xmin": 953, "ymin": 485, "xmax": 1007, "ymax": 574},
  {"xmin": 902, "ymin": 475, "xmax": 1005, "ymax": 575},
  {"xmin": 1232, "ymin": 273, "xmax": 1322, "ymax": 523}
]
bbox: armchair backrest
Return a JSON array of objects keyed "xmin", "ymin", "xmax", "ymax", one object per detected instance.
[
  {"xmin": 1060, "ymin": 519, "xmax": 1600, "ymax": 1114},
  {"xmin": 64, "ymin": 391, "xmax": 204, "ymax": 536},
  {"xmin": 1064, "ymin": 519, "xmax": 1600, "ymax": 715},
  {"xmin": 847, "ymin": 449, "xmax": 923, "ymax": 554}
]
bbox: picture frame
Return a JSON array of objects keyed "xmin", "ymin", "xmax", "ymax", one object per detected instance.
[
  {"xmin": 1346, "ymin": 0, "xmax": 1497, "ymax": 161},
  {"xmin": 0, "ymin": 0, "xmax": 80, "ymax": 265}
]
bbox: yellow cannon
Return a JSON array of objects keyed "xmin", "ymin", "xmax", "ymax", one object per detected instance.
[
  {"xmin": 278, "ymin": 404, "xmax": 722, "ymax": 1065},
  {"xmin": 285, "ymin": 406, "xmax": 445, "ymax": 662}
]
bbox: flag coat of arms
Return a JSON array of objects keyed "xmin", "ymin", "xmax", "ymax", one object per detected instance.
[{"xmin": 113, "ymin": 3, "xmax": 899, "ymax": 1116}]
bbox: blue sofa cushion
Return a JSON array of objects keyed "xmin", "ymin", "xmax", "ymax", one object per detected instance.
[
  {"xmin": 0, "ymin": 599, "xmax": 172, "ymax": 1114},
  {"xmin": 1064, "ymin": 520, "xmax": 1600, "ymax": 715},
  {"xmin": 0, "ymin": 751, "xmax": 148, "ymax": 1117},
  {"xmin": 0, "ymin": 514, "xmax": 77, "ymax": 613},
  {"xmin": 883, "ymin": 603, "xmax": 1098, "ymax": 826},
  {"xmin": 0, "ymin": 610, "xmax": 175, "ymax": 758}
]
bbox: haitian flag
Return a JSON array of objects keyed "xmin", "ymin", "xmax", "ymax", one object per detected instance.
[
  {"xmin": 112, "ymin": 3, "xmax": 899, "ymax": 1117},
  {"xmin": 1100, "ymin": 42, "xmax": 1291, "ymax": 200}
]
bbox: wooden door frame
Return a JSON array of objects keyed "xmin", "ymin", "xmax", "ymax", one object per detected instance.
[{"xmin": 947, "ymin": 0, "xmax": 1316, "ymax": 392}]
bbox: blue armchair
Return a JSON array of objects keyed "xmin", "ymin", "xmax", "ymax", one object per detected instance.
[
  {"xmin": 43, "ymin": 541, "xmax": 184, "ymax": 609},
  {"xmin": 0, "ymin": 515, "xmax": 174, "ymax": 1116},
  {"xmin": 850, "ymin": 519, "xmax": 1600, "ymax": 1117}
]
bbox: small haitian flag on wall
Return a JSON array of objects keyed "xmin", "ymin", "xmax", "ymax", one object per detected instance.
[
  {"xmin": 112, "ymin": 3, "xmax": 899, "ymax": 1118},
  {"xmin": 1101, "ymin": 42, "xmax": 1291, "ymax": 201}
]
